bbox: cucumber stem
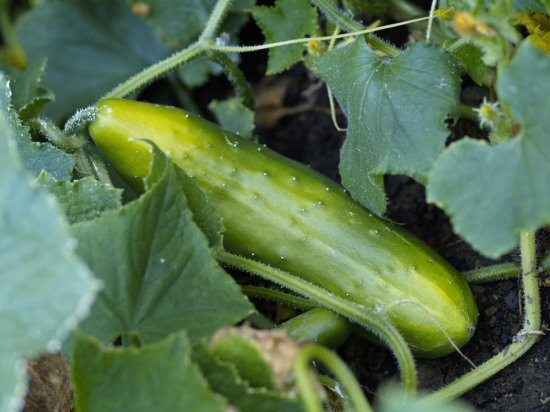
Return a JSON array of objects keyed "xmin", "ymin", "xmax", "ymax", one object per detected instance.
[
  {"xmin": 211, "ymin": 17, "xmax": 429, "ymax": 55},
  {"xmin": 102, "ymin": 42, "xmax": 205, "ymax": 100},
  {"xmin": 27, "ymin": 117, "xmax": 87, "ymax": 152},
  {"xmin": 214, "ymin": 248, "xmax": 418, "ymax": 398},
  {"xmin": 97, "ymin": 0, "xmax": 432, "ymax": 100},
  {"xmin": 460, "ymin": 103, "xmax": 480, "ymax": 123},
  {"xmin": 87, "ymin": 149, "xmax": 114, "ymax": 186},
  {"xmin": 205, "ymin": 50, "xmax": 255, "ymax": 110},
  {"xmin": 419, "ymin": 231, "xmax": 541, "ymax": 404},
  {"xmin": 294, "ymin": 344, "xmax": 373, "ymax": 412},
  {"xmin": 461, "ymin": 262, "xmax": 520, "ymax": 283},
  {"xmin": 102, "ymin": 0, "xmax": 236, "ymax": 100},
  {"xmin": 425, "ymin": 0, "xmax": 438, "ymax": 42},
  {"xmin": 197, "ymin": 0, "xmax": 234, "ymax": 45},
  {"xmin": 241, "ymin": 285, "xmax": 318, "ymax": 311}
]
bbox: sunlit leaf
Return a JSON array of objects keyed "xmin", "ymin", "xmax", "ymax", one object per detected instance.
[
  {"xmin": 70, "ymin": 148, "xmax": 252, "ymax": 347},
  {"xmin": 37, "ymin": 173, "xmax": 122, "ymax": 224}
]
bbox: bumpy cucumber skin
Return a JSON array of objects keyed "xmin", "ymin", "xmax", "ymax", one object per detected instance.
[{"xmin": 89, "ymin": 98, "xmax": 478, "ymax": 358}]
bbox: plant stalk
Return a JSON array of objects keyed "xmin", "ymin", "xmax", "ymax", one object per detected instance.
[
  {"xmin": 214, "ymin": 248, "xmax": 417, "ymax": 398},
  {"xmin": 295, "ymin": 344, "xmax": 373, "ymax": 412},
  {"xmin": 198, "ymin": 0, "xmax": 234, "ymax": 44},
  {"xmin": 461, "ymin": 262, "xmax": 520, "ymax": 283},
  {"xmin": 241, "ymin": 285, "xmax": 318, "ymax": 311},
  {"xmin": 103, "ymin": 42, "xmax": 206, "ymax": 99},
  {"xmin": 419, "ymin": 231, "xmax": 541, "ymax": 404}
]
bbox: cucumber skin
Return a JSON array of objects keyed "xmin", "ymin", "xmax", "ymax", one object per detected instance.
[
  {"xmin": 89, "ymin": 98, "xmax": 478, "ymax": 358},
  {"xmin": 281, "ymin": 308, "xmax": 352, "ymax": 348}
]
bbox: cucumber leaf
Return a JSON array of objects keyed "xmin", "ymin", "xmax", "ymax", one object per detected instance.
[
  {"xmin": 252, "ymin": 0, "xmax": 321, "ymax": 74},
  {"xmin": 192, "ymin": 341, "xmax": 304, "ymax": 412},
  {"xmin": 72, "ymin": 331, "xmax": 225, "ymax": 412},
  {"xmin": 37, "ymin": 173, "xmax": 122, "ymax": 224},
  {"xmin": 70, "ymin": 147, "xmax": 252, "ymax": 347},
  {"xmin": 316, "ymin": 40, "xmax": 460, "ymax": 215},
  {"xmin": 0, "ymin": 75, "xmax": 98, "ymax": 412},
  {"xmin": 15, "ymin": 0, "xmax": 168, "ymax": 122},
  {"xmin": 427, "ymin": 42, "xmax": 550, "ymax": 258},
  {"xmin": 208, "ymin": 97, "xmax": 256, "ymax": 141},
  {"xmin": 145, "ymin": 144, "xmax": 225, "ymax": 248},
  {"xmin": 450, "ymin": 41, "xmax": 487, "ymax": 85},
  {"xmin": 10, "ymin": 59, "xmax": 55, "ymax": 120},
  {"xmin": 5, "ymin": 81, "xmax": 76, "ymax": 180}
]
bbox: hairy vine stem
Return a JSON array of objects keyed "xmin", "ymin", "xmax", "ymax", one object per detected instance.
[
  {"xmin": 309, "ymin": 0, "xmax": 399, "ymax": 57},
  {"xmin": 419, "ymin": 231, "xmax": 541, "ymax": 404},
  {"xmin": 295, "ymin": 344, "xmax": 373, "ymax": 412},
  {"xmin": 101, "ymin": 0, "xmax": 433, "ymax": 101},
  {"xmin": 213, "ymin": 248, "xmax": 418, "ymax": 399},
  {"xmin": 241, "ymin": 285, "xmax": 318, "ymax": 311}
]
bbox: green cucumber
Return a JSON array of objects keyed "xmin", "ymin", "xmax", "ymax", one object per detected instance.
[
  {"xmin": 88, "ymin": 98, "xmax": 478, "ymax": 358},
  {"xmin": 281, "ymin": 308, "xmax": 352, "ymax": 348}
]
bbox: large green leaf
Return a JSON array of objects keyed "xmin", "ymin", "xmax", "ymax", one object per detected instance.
[
  {"xmin": 15, "ymin": 0, "xmax": 168, "ymax": 121},
  {"xmin": 70, "ymin": 148, "xmax": 252, "ymax": 347},
  {"xmin": 427, "ymin": 42, "xmax": 550, "ymax": 258},
  {"xmin": 252, "ymin": 0, "xmax": 321, "ymax": 74},
  {"xmin": 0, "ymin": 75, "xmax": 97, "ymax": 412},
  {"xmin": 145, "ymin": 145, "xmax": 225, "ymax": 248},
  {"xmin": 72, "ymin": 331, "xmax": 224, "ymax": 412},
  {"xmin": 316, "ymin": 40, "xmax": 460, "ymax": 215}
]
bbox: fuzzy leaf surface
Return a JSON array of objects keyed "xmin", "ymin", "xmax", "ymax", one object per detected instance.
[
  {"xmin": 70, "ymin": 149, "xmax": 252, "ymax": 346},
  {"xmin": 72, "ymin": 331, "xmax": 224, "ymax": 412},
  {"xmin": 37, "ymin": 173, "xmax": 122, "ymax": 224},
  {"xmin": 4, "ymin": 78, "xmax": 75, "ymax": 180},
  {"xmin": 0, "ymin": 75, "xmax": 97, "ymax": 412},
  {"xmin": 252, "ymin": 0, "xmax": 320, "ymax": 74},
  {"xmin": 316, "ymin": 40, "xmax": 460, "ymax": 215},
  {"xmin": 427, "ymin": 42, "xmax": 550, "ymax": 258}
]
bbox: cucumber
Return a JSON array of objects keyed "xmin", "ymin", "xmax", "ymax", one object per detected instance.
[
  {"xmin": 89, "ymin": 98, "xmax": 478, "ymax": 358},
  {"xmin": 280, "ymin": 308, "xmax": 352, "ymax": 348}
]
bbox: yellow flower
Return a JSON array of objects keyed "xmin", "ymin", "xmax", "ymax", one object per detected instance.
[{"xmin": 517, "ymin": 13, "xmax": 550, "ymax": 54}]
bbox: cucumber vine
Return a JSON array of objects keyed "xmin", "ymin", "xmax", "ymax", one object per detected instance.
[
  {"xmin": 85, "ymin": 0, "xmax": 545, "ymax": 406},
  {"xmin": 2, "ymin": 0, "xmax": 548, "ymax": 410}
]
